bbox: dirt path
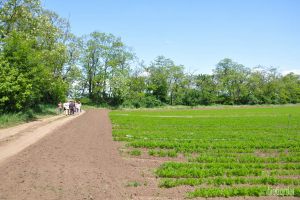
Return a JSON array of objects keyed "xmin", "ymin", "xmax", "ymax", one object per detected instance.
[
  {"xmin": 0, "ymin": 109, "xmax": 168, "ymax": 200},
  {"xmin": 0, "ymin": 110, "xmax": 120, "ymax": 199},
  {"xmin": 0, "ymin": 114, "xmax": 65, "ymax": 140},
  {"xmin": 0, "ymin": 112, "xmax": 84, "ymax": 163}
]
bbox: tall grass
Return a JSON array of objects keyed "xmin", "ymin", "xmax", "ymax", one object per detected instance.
[{"xmin": 0, "ymin": 104, "xmax": 58, "ymax": 128}]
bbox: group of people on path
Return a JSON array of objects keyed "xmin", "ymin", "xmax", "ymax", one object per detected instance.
[{"xmin": 57, "ymin": 100, "xmax": 82, "ymax": 116}]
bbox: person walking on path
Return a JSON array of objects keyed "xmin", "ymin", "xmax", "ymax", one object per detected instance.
[
  {"xmin": 75, "ymin": 101, "xmax": 82, "ymax": 113},
  {"xmin": 63, "ymin": 101, "xmax": 70, "ymax": 116},
  {"xmin": 57, "ymin": 102, "xmax": 63, "ymax": 114},
  {"xmin": 69, "ymin": 101, "xmax": 75, "ymax": 115},
  {"xmin": 79, "ymin": 101, "xmax": 82, "ymax": 112}
]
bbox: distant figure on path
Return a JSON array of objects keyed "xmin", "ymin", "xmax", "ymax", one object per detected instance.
[
  {"xmin": 75, "ymin": 101, "xmax": 82, "ymax": 113},
  {"xmin": 78, "ymin": 101, "xmax": 82, "ymax": 112},
  {"xmin": 63, "ymin": 102, "xmax": 70, "ymax": 116},
  {"xmin": 69, "ymin": 101, "xmax": 75, "ymax": 115},
  {"xmin": 75, "ymin": 101, "xmax": 78, "ymax": 113},
  {"xmin": 57, "ymin": 102, "xmax": 63, "ymax": 114}
]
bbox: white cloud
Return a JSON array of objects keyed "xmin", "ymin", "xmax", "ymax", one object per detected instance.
[
  {"xmin": 282, "ymin": 69, "xmax": 300, "ymax": 75},
  {"xmin": 139, "ymin": 71, "xmax": 150, "ymax": 77}
]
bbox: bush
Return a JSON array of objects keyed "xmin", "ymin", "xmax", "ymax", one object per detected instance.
[
  {"xmin": 144, "ymin": 96, "xmax": 162, "ymax": 108},
  {"xmin": 79, "ymin": 97, "xmax": 93, "ymax": 105},
  {"xmin": 121, "ymin": 96, "xmax": 162, "ymax": 108},
  {"xmin": 0, "ymin": 104, "xmax": 57, "ymax": 128}
]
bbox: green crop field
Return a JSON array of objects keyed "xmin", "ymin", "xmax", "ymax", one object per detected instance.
[{"xmin": 110, "ymin": 105, "xmax": 300, "ymax": 198}]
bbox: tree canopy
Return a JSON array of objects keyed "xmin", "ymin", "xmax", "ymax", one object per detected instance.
[{"xmin": 1, "ymin": 0, "xmax": 299, "ymax": 112}]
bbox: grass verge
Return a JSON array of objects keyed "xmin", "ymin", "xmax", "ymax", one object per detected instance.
[{"xmin": 0, "ymin": 104, "xmax": 58, "ymax": 128}]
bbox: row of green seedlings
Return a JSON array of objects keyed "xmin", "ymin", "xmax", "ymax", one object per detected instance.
[
  {"xmin": 113, "ymin": 133, "xmax": 300, "ymax": 144},
  {"xmin": 187, "ymin": 186, "xmax": 300, "ymax": 198},
  {"xmin": 129, "ymin": 149, "xmax": 178, "ymax": 157},
  {"xmin": 110, "ymin": 117, "xmax": 300, "ymax": 129},
  {"xmin": 127, "ymin": 147, "xmax": 300, "ymax": 162},
  {"xmin": 158, "ymin": 162, "xmax": 300, "ymax": 171},
  {"xmin": 189, "ymin": 154, "xmax": 300, "ymax": 163},
  {"xmin": 118, "ymin": 132, "xmax": 299, "ymax": 145},
  {"xmin": 128, "ymin": 140, "xmax": 300, "ymax": 153},
  {"xmin": 159, "ymin": 177, "xmax": 300, "ymax": 188},
  {"xmin": 156, "ymin": 162, "xmax": 300, "ymax": 178},
  {"xmin": 128, "ymin": 149, "xmax": 296, "ymax": 160},
  {"xmin": 127, "ymin": 146, "xmax": 300, "ymax": 158}
]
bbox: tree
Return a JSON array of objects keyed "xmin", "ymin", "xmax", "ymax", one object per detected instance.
[
  {"xmin": 80, "ymin": 31, "xmax": 134, "ymax": 105},
  {"xmin": 281, "ymin": 73, "xmax": 300, "ymax": 103},
  {"xmin": 247, "ymin": 68, "xmax": 266, "ymax": 104},
  {"xmin": 213, "ymin": 58, "xmax": 250, "ymax": 104},
  {"xmin": 167, "ymin": 65, "xmax": 185, "ymax": 105},
  {"xmin": 0, "ymin": 0, "xmax": 69, "ymax": 111},
  {"xmin": 195, "ymin": 74, "xmax": 218, "ymax": 105},
  {"xmin": 146, "ymin": 56, "xmax": 186, "ymax": 104}
]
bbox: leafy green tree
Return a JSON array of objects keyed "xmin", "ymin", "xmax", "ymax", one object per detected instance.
[
  {"xmin": 0, "ymin": 55, "xmax": 33, "ymax": 111},
  {"xmin": 1, "ymin": 0, "xmax": 299, "ymax": 110},
  {"xmin": 214, "ymin": 58, "xmax": 250, "ymax": 104},
  {"xmin": 0, "ymin": 0, "xmax": 69, "ymax": 111},
  {"xmin": 80, "ymin": 31, "xmax": 134, "ymax": 105},
  {"xmin": 246, "ymin": 68, "xmax": 266, "ymax": 104},
  {"xmin": 63, "ymin": 34, "xmax": 83, "ymax": 98},
  {"xmin": 167, "ymin": 65, "xmax": 185, "ymax": 105},
  {"xmin": 146, "ymin": 56, "xmax": 171, "ymax": 103},
  {"xmin": 281, "ymin": 73, "xmax": 300, "ymax": 103},
  {"xmin": 195, "ymin": 74, "xmax": 218, "ymax": 105},
  {"xmin": 146, "ymin": 56, "xmax": 186, "ymax": 105}
]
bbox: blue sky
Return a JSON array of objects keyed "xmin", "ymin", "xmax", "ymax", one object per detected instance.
[{"xmin": 42, "ymin": 0, "xmax": 300, "ymax": 74}]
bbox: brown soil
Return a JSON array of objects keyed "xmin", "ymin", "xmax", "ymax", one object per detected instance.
[
  {"xmin": 0, "ymin": 109, "xmax": 298, "ymax": 200},
  {"xmin": 0, "ymin": 109, "xmax": 178, "ymax": 200},
  {"xmin": 0, "ymin": 112, "xmax": 84, "ymax": 163}
]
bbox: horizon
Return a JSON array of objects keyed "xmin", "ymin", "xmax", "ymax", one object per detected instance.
[{"xmin": 42, "ymin": 0, "xmax": 300, "ymax": 75}]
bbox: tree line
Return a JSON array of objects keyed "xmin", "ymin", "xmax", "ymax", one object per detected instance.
[{"xmin": 1, "ymin": 0, "xmax": 299, "ymax": 112}]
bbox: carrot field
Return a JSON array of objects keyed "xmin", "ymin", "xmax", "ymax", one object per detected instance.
[{"xmin": 110, "ymin": 105, "xmax": 300, "ymax": 198}]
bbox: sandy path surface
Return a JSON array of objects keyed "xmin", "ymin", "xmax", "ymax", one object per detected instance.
[
  {"xmin": 0, "ymin": 112, "xmax": 84, "ymax": 164},
  {"xmin": 0, "ymin": 109, "xmax": 154, "ymax": 200},
  {"xmin": 0, "ymin": 114, "xmax": 65, "ymax": 141}
]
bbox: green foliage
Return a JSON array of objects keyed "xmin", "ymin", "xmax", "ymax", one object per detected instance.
[
  {"xmin": 0, "ymin": 0, "xmax": 69, "ymax": 112},
  {"xmin": 126, "ymin": 181, "xmax": 141, "ymax": 187},
  {"xmin": 110, "ymin": 106, "xmax": 300, "ymax": 197},
  {"xmin": 148, "ymin": 149, "xmax": 177, "ymax": 157},
  {"xmin": 111, "ymin": 57, "xmax": 299, "ymax": 108},
  {"xmin": 187, "ymin": 186, "xmax": 300, "ymax": 198},
  {"xmin": 187, "ymin": 186, "xmax": 269, "ymax": 198},
  {"xmin": 80, "ymin": 31, "xmax": 134, "ymax": 106},
  {"xmin": 0, "ymin": 104, "xmax": 57, "ymax": 128},
  {"xmin": 1, "ymin": 0, "xmax": 299, "ymax": 112},
  {"xmin": 160, "ymin": 177, "xmax": 300, "ymax": 188},
  {"xmin": 214, "ymin": 58, "xmax": 250, "ymax": 104},
  {"xmin": 122, "ymin": 96, "xmax": 163, "ymax": 108},
  {"xmin": 129, "ymin": 149, "xmax": 141, "ymax": 156},
  {"xmin": 195, "ymin": 74, "xmax": 218, "ymax": 105},
  {"xmin": 79, "ymin": 97, "xmax": 93, "ymax": 105},
  {"xmin": 0, "ymin": 56, "xmax": 32, "ymax": 111}
]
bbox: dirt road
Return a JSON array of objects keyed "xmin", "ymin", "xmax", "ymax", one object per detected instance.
[
  {"xmin": 0, "ymin": 110, "xmax": 146, "ymax": 200},
  {"xmin": 0, "ymin": 113, "xmax": 85, "ymax": 164}
]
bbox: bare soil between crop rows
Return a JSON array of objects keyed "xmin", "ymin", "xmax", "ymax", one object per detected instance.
[{"xmin": 0, "ymin": 109, "xmax": 297, "ymax": 200}]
